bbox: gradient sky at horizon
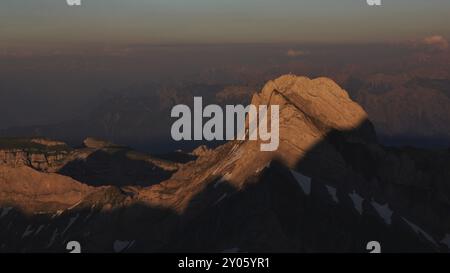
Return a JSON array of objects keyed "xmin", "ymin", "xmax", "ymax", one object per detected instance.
[{"xmin": 1, "ymin": 0, "xmax": 450, "ymax": 47}]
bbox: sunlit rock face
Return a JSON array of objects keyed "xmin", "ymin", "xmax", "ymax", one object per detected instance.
[
  {"xmin": 0, "ymin": 165, "xmax": 96, "ymax": 213},
  {"xmin": 250, "ymin": 75, "xmax": 375, "ymax": 167}
]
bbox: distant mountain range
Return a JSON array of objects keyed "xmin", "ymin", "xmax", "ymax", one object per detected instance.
[
  {"xmin": 1, "ymin": 75, "xmax": 449, "ymax": 252},
  {"xmin": 344, "ymin": 76, "xmax": 450, "ymax": 147},
  {"xmin": 2, "ymin": 73, "xmax": 450, "ymax": 151}
]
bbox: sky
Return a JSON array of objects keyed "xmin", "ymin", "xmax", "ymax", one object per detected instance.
[{"xmin": 1, "ymin": 0, "xmax": 450, "ymax": 47}]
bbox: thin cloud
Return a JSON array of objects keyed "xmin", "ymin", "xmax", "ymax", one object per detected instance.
[
  {"xmin": 286, "ymin": 49, "xmax": 309, "ymax": 57},
  {"xmin": 422, "ymin": 35, "xmax": 449, "ymax": 51}
]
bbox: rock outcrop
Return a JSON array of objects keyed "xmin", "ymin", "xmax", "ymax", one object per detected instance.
[
  {"xmin": 0, "ymin": 138, "xmax": 71, "ymax": 172},
  {"xmin": 30, "ymin": 138, "xmax": 67, "ymax": 147},
  {"xmin": 0, "ymin": 165, "xmax": 96, "ymax": 213},
  {"xmin": 190, "ymin": 145, "xmax": 212, "ymax": 157},
  {"xmin": 83, "ymin": 137, "xmax": 118, "ymax": 149},
  {"xmin": 0, "ymin": 149, "xmax": 69, "ymax": 172}
]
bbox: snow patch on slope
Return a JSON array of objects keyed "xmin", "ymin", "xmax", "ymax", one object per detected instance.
[
  {"xmin": 113, "ymin": 240, "xmax": 135, "ymax": 253},
  {"xmin": 0, "ymin": 207, "xmax": 13, "ymax": 218},
  {"xmin": 349, "ymin": 191, "xmax": 364, "ymax": 215},
  {"xmin": 22, "ymin": 225, "xmax": 34, "ymax": 238},
  {"xmin": 213, "ymin": 193, "xmax": 228, "ymax": 206},
  {"xmin": 440, "ymin": 234, "xmax": 450, "ymax": 249},
  {"xmin": 402, "ymin": 217, "xmax": 437, "ymax": 247},
  {"xmin": 290, "ymin": 170, "xmax": 311, "ymax": 195},
  {"xmin": 371, "ymin": 201, "xmax": 393, "ymax": 225},
  {"xmin": 325, "ymin": 185, "xmax": 339, "ymax": 203},
  {"xmin": 62, "ymin": 213, "xmax": 79, "ymax": 235}
]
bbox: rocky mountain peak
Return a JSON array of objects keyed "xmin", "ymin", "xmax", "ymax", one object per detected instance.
[
  {"xmin": 253, "ymin": 75, "xmax": 372, "ymax": 135},
  {"xmin": 139, "ymin": 75, "xmax": 378, "ymax": 208},
  {"xmin": 234, "ymin": 75, "xmax": 377, "ymax": 171}
]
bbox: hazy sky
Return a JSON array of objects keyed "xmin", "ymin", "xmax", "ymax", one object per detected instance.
[{"xmin": 1, "ymin": 0, "xmax": 450, "ymax": 46}]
